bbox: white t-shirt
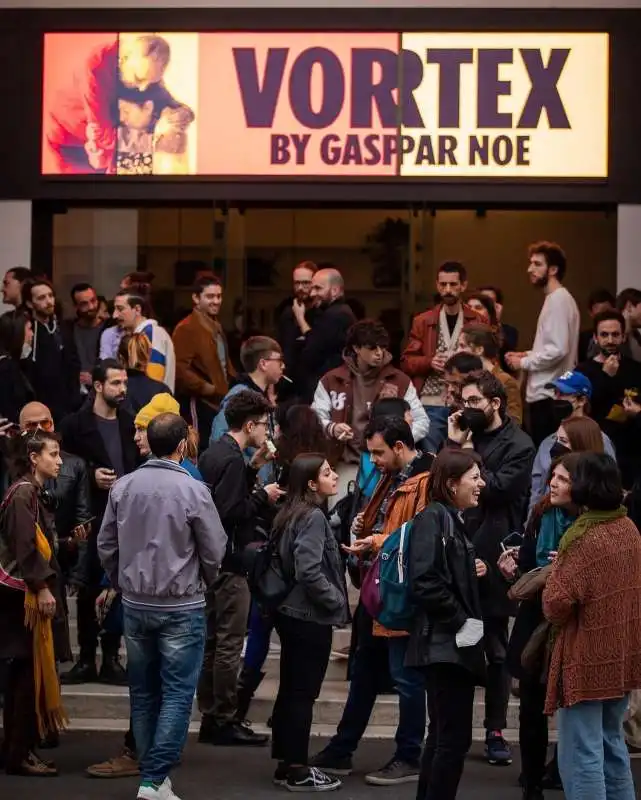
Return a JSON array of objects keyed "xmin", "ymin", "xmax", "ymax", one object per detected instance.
[{"xmin": 521, "ymin": 286, "xmax": 580, "ymax": 403}]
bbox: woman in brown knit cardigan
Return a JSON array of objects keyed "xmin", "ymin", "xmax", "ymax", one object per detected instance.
[{"xmin": 543, "ymin": 452, "xmax": 641, "ymax": 800}]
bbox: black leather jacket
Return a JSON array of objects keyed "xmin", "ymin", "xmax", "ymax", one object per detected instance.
[
  {"xmin": 406, "ymin": 502, "xmax": 486, "ymax": 685},
  {"xmin": 46, "ymin": 451, "xmax": 92, "ymax": 541}
]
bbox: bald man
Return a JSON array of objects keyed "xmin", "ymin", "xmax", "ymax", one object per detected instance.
[{"xmin": 297, "ymin": 265, "xmax": 356, "ymax": 402}]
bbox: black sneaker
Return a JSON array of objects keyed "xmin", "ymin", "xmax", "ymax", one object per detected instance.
[
  {"xmin": 61, "ymin": 660, "xmax": 98, "ymax": 685},
  {"xmin": 285, "ymin": 767, "xmax": 341, "ymax": 793},
  {"xmin": 308, "ymin": 750, "xmax": 353, "ymax": 776},
  {"xmin": 365, "ymin": 759, "xmax": 420, "ymax": 786},
  {"xmin": 485, "ymin": 730, "xmax": 513, "ymax": 766}
]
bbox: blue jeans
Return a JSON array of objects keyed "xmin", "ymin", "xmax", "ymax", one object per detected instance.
[
  {"xmin": 557, "ymin": 696, "xmax": 636, "ymax": 800},
  {"xmin": 326, "ymin": 618, "xmax": 426, "ymax": 764},
  {"xmin": 422, "ymin": 406, "xmax": 449, "ymax": 454},
  {"xmin": 124, "ymin": 605, "xmax": 206, "ymax": 784}
]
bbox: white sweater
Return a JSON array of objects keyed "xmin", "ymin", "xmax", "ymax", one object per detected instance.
[{"xmin": 521, "ymin": 286, "xmax": 580, "ymax": 403}]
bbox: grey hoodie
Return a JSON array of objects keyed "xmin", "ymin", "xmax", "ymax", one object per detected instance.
[{"xmin": 98, "ymin": 458, "xmax": 227, "ymax": 610}]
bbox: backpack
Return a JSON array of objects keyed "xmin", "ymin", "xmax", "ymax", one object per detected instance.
[
  {"xmin": 376, "ymin": 520, "xmax": 414, "ymax": 631},
  {"xmin": 244, "ymin": 534, "xmax": 294, "ymax": 612}
]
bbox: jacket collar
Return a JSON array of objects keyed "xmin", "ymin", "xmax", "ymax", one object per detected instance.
[{"xmin": 139, "ymin": 458, "xmax": 191, "ymax": 475}]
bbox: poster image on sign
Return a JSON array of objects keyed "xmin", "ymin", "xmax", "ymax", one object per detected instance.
[
  {"xmin": 41, "ymin": 31, "xmax": 609, "ymax": 179},
  {"xmin": 42, "ymin": 32, "xmax": 200, "ymax": 175}
]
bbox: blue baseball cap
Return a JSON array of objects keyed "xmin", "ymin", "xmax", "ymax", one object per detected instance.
[{"xmin": 546, "ymin": 370, "xmax": 593, "ymax": 398}]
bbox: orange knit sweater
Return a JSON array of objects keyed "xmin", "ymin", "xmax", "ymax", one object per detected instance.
[{"xmin": 542, "ymin": 516, "xmax": 641, "ymax": 715}]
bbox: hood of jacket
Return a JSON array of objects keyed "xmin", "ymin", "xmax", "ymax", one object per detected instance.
[{"xmin": 342, "ymin": 349, "xmax": 393, "ymax": 386}]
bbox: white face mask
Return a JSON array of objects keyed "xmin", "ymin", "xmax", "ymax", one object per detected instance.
[{"xmin": 21, "ymin": 342, "xmax": 33, "ymax": 360}]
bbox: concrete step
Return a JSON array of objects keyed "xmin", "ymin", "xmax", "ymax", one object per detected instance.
[
  {"xmin": 60, "ymin": 718, "xmax": 532, "ymax": 743},
  {"xmin": 61, "ymin": 677, "xmax": 535, "ymax": 731}
]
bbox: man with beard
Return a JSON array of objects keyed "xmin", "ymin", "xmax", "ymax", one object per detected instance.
[
  {"xmin": 173, "ymin": 275, "xmax": 235, "ymax": 446},
  {"xmin": 576, "ymin": 310, "xmax": 641, "ymax": 427},
  {"xmin": 277, "ymin": 261, "xmax": 318, "ymax": 400},
  {"xmin": 59, "ymin": 359, "xmax": 139, "ymax": 687},
  {"xmin": 310, "ymin": 416, "xmax": 432, "ymax": 786},
  {"xmin": 448, "ymin": 370, "xmax": 535, "ymax": 768},
  {"xmin": 505, "ymin": 242, "xmax": 580, "ymax": 446},
  {"xmin": 23, "ymin": 278, "xmax": 81, "ymax": 423},
  {"xmin": 64, "ymin": 282, "xmax": 106, "ymax": 393},
  {"xmin": 312, "ymin": 319, "xmax": 429, "ymax": 501},
  {"xmin": 297, "ymin": 265, "xmax": 356, "ymax": 402},
  {"xmin": 401, "ymin": 261, "xmax": 479, "ymax": 453}
]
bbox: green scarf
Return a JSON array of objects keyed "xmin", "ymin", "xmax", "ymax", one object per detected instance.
[{"xmin": 557, "ymin": 506, "xmax": 628, "ymax": 558}]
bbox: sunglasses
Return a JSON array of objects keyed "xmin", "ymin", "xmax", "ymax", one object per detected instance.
[{"xmin": 23, "ymin": 419, "xmax": 54, "ymax": 433}]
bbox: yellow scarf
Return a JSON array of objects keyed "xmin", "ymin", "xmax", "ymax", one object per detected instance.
[{"xmin": 23, "ymin": 522, "xmax": 68, "ymax": 737}]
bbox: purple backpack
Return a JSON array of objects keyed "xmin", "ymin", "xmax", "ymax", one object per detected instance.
[{"xmin": 360, "ymin": 555, "xmax": 382, "ymax": 619}]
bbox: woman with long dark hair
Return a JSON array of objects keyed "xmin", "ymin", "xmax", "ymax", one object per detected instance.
[
  {"xmin": 236, "ymin": 405, "xmax": 329, "ymax": 725},
  {"xmin": 406, "ymin": 448, "xmax": 488, "ymax": 800},
  {"xmin": 271, "ymin": 453, "xmax": 349, "ymax": 792},
  {"xmin": 0, "ymin": 430, "xmax": 68, "ymax": 776},
  {"xmin": 275, "ymin": 404, "xmax": 328, "ymax": 486},
  {"xmin": 0, "ymin": 311, "xmax": 35, "ymax": 423}
]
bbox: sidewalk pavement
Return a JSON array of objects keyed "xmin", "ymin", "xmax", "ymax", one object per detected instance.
[{"xmin": 4, "ymin": 731, "xmax": 641, "ymax": 799}]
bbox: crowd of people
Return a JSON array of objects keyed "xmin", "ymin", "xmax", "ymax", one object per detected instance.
[{"xmin": 0, "ymin": 243, "xmax": 641, "ymax": 800}]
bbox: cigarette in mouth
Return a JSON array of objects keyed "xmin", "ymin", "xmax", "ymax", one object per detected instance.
[{"xmin": 282, "ymin": 374, "xmax": 293, "ymax": 384}]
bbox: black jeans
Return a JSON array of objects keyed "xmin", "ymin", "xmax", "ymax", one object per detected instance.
[
  {"xmin": 417, "ymin": 664, "xmax": 475, "ymax": 800},
  {"xmin": 77, "ymin": 584, "xmax": 120, "ymax": 662},
  {"xmin": 271, "ymin": 613, "xmax": 332, "ymax": 767},
  {"xmin": 527, "ymin": 398, "xmax": 558, "ymax": 448},
  {"xmin": 483, "ymin": 617, "xmax": 511, "ymax": 731},
  {"xmin": 519, "ymin": 673, "xmax": 548, "ymax": 790},
  {"xmin": 2, "ymin": 657, "xmax": 37, "ymax": 770}
]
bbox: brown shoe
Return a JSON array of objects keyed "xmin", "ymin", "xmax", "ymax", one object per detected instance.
[
  {"xmin": 6, "ymin": 752, "xmax": 58, "ymax": 777},
  {"xmin": 86, "ymin": 750, "xmax": 140, "ymax": 778}
]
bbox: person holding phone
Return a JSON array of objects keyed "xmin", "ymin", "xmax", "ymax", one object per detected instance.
[{"xmin": 59, "ymin": 360, "xmax": 140, "ymax": 694}]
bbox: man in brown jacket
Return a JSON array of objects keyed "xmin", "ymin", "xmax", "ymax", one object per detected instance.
[
  {"xmin": 401, "ymin": 262, "xmax": 478, "ymax": 453},
  {"xmin": 173, "ymin": 275, "xmax": 235, "ymax": 446}
]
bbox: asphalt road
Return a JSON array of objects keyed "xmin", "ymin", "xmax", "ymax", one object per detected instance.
[{"xmin": 3, "ymin": 731, "xmax": 641, "ymax": 799}]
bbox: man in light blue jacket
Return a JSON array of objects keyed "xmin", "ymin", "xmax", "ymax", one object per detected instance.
[{"xmin": 98, "ymin": 412, "xmax": 227, "ymax": 800}]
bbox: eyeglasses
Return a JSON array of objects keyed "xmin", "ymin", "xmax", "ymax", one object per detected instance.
[
  {"xmin": 23, "ymin": 419, "xmax": 54, "ymax": 432},
  {"xmin": 461, "ymin": 396, "xmax": 487, "ymax": 408},
  {"xmin": 253, "ymin": 419, "xmax": 269, "ymax": 427}
]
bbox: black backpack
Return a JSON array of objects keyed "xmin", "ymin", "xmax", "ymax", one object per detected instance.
[{"xmin": 243, "ymin": 533, "xmax": 294, "ymax": 612}]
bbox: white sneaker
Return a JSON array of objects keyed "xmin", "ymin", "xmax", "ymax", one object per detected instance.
[{"xmin": 137, "ymin": 777, "xmax": 182, "ymax": 800}]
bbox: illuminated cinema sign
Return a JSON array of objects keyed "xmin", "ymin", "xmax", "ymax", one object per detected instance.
[{"xmin": 41, "ymin": 31, "xmax": 609, "ymax": 178}]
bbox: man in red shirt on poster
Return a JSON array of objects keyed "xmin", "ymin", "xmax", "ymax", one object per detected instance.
[{"xmin": 44, "ymin": 34, "xmax": 172, "ymax": 174}]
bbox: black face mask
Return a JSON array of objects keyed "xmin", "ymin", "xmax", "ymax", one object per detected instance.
[
  {"xmin": 460, "ymin": 407, "xmax": 490, "ymax": 435},
  {"xmin": 551, "ymin": 399, "xmax": 574, "ymax": 426},
  {"xmin": 550, "ymin": 441, "xmax": 571, "ymax": 461}
]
